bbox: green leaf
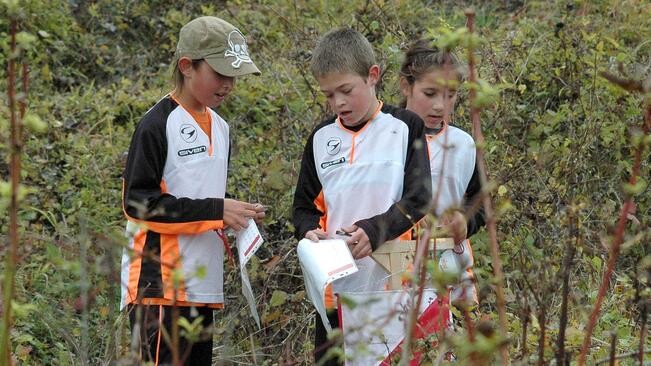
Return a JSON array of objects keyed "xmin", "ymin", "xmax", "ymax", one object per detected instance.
[
  {"xmin": 23, "ymin": 112, "xmax": 47, "ymax": 133},
  {"xmin": 269, "ymin": 290, "xmax": 288, "ymax": 307}
]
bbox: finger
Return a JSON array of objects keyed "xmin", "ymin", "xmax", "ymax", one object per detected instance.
[
  {"xmin": 238, "ymin": 216, "xmax": 250, "ymax": 229},
  {"xmin": 353, "ymin": 242, "xmax": 371, "ymax": 259},
  {"xmin": 314, "ymin": 230, "xmax": 328, "ymax": 239},
  {"xmin": 351, "ymin": 240, "xmax": 365, "ymax": 257},
  {"xmin": 349, "ymin": 228, "xmax": 364, "ymax": 241},
  {"xmin": 356, "ymin": 247, "xmax": 371, "ymax": 259},
  {"xmin": 340, "ymin": 225, "xmax": 358, "ymax": 234},
  {"xmin": 253, "ymin": 203, "xmax": 265, "ymax": 213},
  {"xmin": 241, "ymin": 209, "xmax": 258, "ymax": 220},
  {"xmin": 305, "ymin": 232, "xmax": 319, "ymax": 242}
]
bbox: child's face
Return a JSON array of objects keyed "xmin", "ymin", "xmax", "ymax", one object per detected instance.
[
  {"xmin": 184, "ymin": 60, "xmax": 236, "ymax": 109},
  {"xmin": 317, "ymin": 67, "xmax": 380, "ymax": 127},
  {"xmin": 401, "ymin": 68, "xmax": 459, "ymax": 129}
]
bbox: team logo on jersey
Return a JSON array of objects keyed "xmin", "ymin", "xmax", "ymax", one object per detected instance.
[
  {"xmin": 180, "ymin": 124, "xmax": 198, "ymax": 143},
  {"xmin": 224, "ymin": 30, "xmax": 252, "ymax": 68},
  {"xmin": 178, "ymin": 145, "xmax": 207, "ymax": 157},
  {"xmin": 321, "ymin": 157, "xmax": 346, "ymax": 169},
  {"xmin": 326, "ymin": 137, "xmax": 342, "ymax": 155}
]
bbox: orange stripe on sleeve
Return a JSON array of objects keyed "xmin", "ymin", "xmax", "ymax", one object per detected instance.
[
  {"xmin": 122, "ymin": 180, "xmax": 224, "ymax": 235},
  {"xmin": 135, "ymin": 220, "xmax": 224, "ymax": 235}
]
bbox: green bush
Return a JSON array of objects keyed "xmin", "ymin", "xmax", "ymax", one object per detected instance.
[{"xmin": 0, "ymin": 0, "xmax": 649, "ymax": 364}]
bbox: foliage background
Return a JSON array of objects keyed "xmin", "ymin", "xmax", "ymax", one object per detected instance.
[{"xmin": 0, "ymin": 0, "xmax": 649, "ymax": 364}]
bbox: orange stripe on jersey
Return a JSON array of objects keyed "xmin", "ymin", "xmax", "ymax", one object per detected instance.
[
  {"xmin": 425, "ymin": 122, "xmax": 448, "ymax": 159},
  {"xmin": 155, "ymin": 306, "xmax": 162, "ymax": 366},
  {"xmin": 122, "ymin": 179, "xmax": 224, "ymax": 235},
  {"xmin": 336, "ymin": 101, "xmax": 383, "ymax": 164},
  {"xmin": 170, "ymin": 93, "xmax": 213, "ymax": 154},
  {"xmin": 397, "ymin": 230, "xmax": 412, "ymax": 241},
  {"xmin": 314, "ymin": 190, "xmax": 328, "ymax": 231},
  {"xmin": 324, "ymin": 284, "xmax": 334, "ymax": 309},
  {"xmin": 129, "ymin": 217, "xmax": 224, "ymax": 235},
  {"xmin": 160, "ymin": 233, "xmax": 188, "ymax": 301},
  {"xmin": 126, "ymin": 230, "xmax": 147, "ymax": 304}
]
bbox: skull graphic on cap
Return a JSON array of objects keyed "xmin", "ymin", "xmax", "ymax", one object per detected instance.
[{"xmin": 224, "ymin": 30, "xmax": 252, "ymax": 68}]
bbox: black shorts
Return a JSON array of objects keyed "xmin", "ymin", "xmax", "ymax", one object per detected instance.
[{"xmin": 127, "ymin": 304, "xmax": 214, "ymax": 366}]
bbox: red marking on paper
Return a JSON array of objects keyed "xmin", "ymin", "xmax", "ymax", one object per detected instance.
[
  {"xmin": 244, "ymin": 234, "xmax": 261, "ymax": 257},
  {"xmin": 328, "ymin": 263, "xmax": 354, "ymax": 276}
]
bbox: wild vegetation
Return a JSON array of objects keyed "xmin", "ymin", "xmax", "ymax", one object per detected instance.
[{"xmin": 0, "ymin": 0, "xmax": 650, "ymax": 365}]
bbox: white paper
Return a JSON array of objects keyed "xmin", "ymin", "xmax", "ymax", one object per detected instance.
[
  {"xmin": 339, "ymin": 289, "xmax": 446, "ymax": 366},
  {"xmin": 236, "ymin": 219, "xmax": 263, "ymax": 328},
  {"xmin": 297, "ymin": 239, "xmax": 359, "ymax": 331}
]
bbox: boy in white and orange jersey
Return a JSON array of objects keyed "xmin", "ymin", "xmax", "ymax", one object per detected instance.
[
  {"xmin": 121, "ymin": 16, "xmax": 265, "ymax": 365},
  {"xmin": 292, "ymin": 27, "xmax": 432, "ymax": 365}
]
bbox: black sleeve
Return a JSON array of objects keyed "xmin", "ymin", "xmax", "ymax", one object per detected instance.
[
  {"xmin": 291, "ymin": 129, "xmax": 325, "ymax": 239},
  {"xmin": 355, "ymin": 111, "xmax": 432, "ymax": 250},
  {"xmin": 122, "ymin": 104, "xmax": 224, "ymax": 234},
  {"xmin": 464, "ymin": 159, "xmax": 485, "ymax": 237}
]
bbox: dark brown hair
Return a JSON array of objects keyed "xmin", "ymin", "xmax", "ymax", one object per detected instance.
[{"xmin": 399, "ymin": 39, "xmax": 467, "ymax": 86}]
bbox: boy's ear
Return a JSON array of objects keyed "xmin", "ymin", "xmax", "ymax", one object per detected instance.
[
  {"xmin": 367, "ymin": 65, "xmax": 380, "ymax": 86},
  {"xmin": 399, "ymin": 76, "xmax": 411, "ymax": 97},
  {"xmin": 178, "ymin": 57, "xmax": 195, "ymax": 77}
]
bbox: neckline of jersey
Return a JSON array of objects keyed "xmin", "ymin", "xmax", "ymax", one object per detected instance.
[
  {"xmin": 425, "ymin": 121, "xmax": 449, "ymax": 141},
  {"xmin": 336, "ymin": 100, "xmax": 384, "ymax": 136},
  {"xmin": 169, "ymin": 93, "xmax": 211, "ymax": 125}
]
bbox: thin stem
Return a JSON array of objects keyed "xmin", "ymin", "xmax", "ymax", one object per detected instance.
[
  {"xmin": 0, "ymin": 19, "xmax": 20, "ymax": 366},
  {"xmin": 464, "ymin": 8, "xmax": 510, "ymax": 365},
  {"xmin": 609, "ymin": 332, "xmax": 617, "ymax": 366},
  {"xmin": 556, "ymin": 214, "xmax": 578, "ymax": 366},
  {"xmin": 537, "ymin": 305, "xmax": 546, "ymax": 366}
]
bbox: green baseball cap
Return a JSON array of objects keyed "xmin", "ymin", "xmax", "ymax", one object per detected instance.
[{"xmin": 175, "ymin": 16, "xmax": 261, "ymax": 77}]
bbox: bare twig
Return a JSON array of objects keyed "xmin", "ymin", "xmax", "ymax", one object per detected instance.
[
  {"xmin": 594, "ymin": 350, "xmax": 651, "ymax": 365},
  {"xmin": 608, "ymin": 332, "xmax": 617, "ymax": 366},
  {"xmin": 556, "ymin": 211, "xmax": 578, "ymax": 366},
  {"xmin": 537, "ymin": 305, "xmax": 546, "ymax": 366}
]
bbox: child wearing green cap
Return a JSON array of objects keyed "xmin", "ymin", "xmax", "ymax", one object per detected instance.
[{"xmin": 121, "ymin": 16, "xmax": 264, "ymax": 365}]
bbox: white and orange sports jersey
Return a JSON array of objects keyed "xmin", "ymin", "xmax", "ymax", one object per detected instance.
[
  {"xmin": 292, "ymin": 102, "xmax": 432, "ymax": 296},
  {"xmin": 120, "ymin": 95, "xmax": 230, "ymax": 309},
  {"xmin": 426, "ymin": 123, "xmax": 485, "ymax": 303}
]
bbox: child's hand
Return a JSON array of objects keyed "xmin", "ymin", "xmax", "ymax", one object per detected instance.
[
  {"xmin": 340, "ymin": 225, "xmax": 372, "ymax": 259},
  {"xmin": 223, "ymin": 199, "xmax": 259, "ymax": 231},
  {"xmin": 305, "ymin": 228, "xmax": 328, "ymax": 242},
  {"xmin": 440, "ymin": 210, "xmax": 467, "ymax": 246}
]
